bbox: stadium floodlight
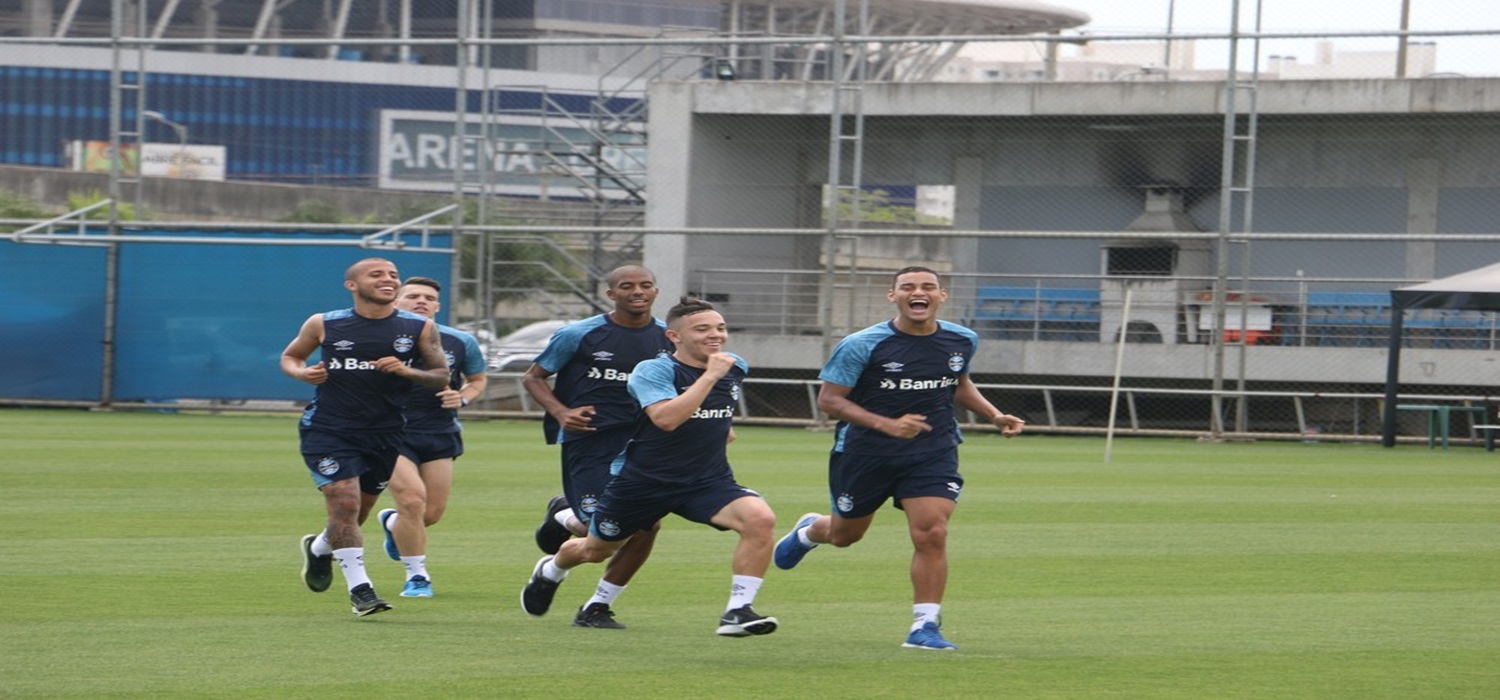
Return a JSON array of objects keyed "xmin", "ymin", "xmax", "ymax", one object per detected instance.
[
  {"xmin": 141, "ymin": 110, "xmax": 191, "ymax": 177},
  {"xmin": 141, "ymin": 110, "xmax": 188, "ymax": 147}
]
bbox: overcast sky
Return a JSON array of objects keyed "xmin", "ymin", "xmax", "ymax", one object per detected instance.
[{"xmin": 975, "ymin": 0, "xmax": 1499, "ymax": 76}]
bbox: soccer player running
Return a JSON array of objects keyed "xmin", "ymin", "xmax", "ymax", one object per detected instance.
[
  {"xmin": 373, "ymin": 276, "xmax": 488, "ymax": 599},
  {"xmin": 521, "ymin": 297, "xmax": 781, "ymax": 637},
  {"xmin": 519, "ymin": 265, "xmax": 673, "ymax": 628},
  {"xmin": 773, "ymin": 266, "xmax": 1025, "ymax": 650},
  {"xmin": 281, "ymin": 258, "xmax": 450, "ymax": 617}
]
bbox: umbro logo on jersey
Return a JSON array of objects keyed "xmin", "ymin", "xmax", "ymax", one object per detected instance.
[
  {"xmin": 592, "ymin": 351, "xmax": 615, "ymax": 361},
  {"xmin": 333, "ymin": 340, "xmax": 355, "ymax": 351},
  {"xmin": 882, "ymin": 362, "xmax": 905, "ymax": 372}
]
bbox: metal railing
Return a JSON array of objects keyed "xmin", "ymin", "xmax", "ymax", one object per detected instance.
[{"xmin": 461, "ymin": 373, "xmax": 1499, "ymax": 444}]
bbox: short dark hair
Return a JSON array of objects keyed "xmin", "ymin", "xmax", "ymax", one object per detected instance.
[
  {"xmin": 345, "ymin": 257, "xmax": 394, "ymax": 281},
  {"xmin": 892, "ymin": 265, "xmax": 941, "ymax": 287},
  {"xmin": 402, "ymin": 276, "xmax": 441, "ymax": 293},
  {"xmin": 604, "ymin": 265, "xmax": 654, "ymax": 288},
  {"xmin": 666, "ymin": 296, "xmax": 716, "ymax": 324}
]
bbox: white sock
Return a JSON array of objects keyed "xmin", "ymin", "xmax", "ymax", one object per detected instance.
[
  {"xmin": 401, "ymin": 555, "xmax": 429, "ymax": 581},
  {"xmin": 554, "ymin": 508, "xmax": 575, "ymax": 527},
  {"xmin": 541, "ymin": 557, "xmax": 570, "ymax": 583},
  {"xmin": 912, "ymin": 603, "xmax": 942, "ymax": 631},
  {"xmin": 727, "ymin": 575, "xmax": 762, "ymax": 612},
  {"xmin": 333, "ymin": 547, "xmax": 372, "ymax": 591},
  {"xmin": 311, "ymin": 530, "xmax": 333, "ymax": 557},
  {"xmin": 586, "ymin": 580, "xmax": 625, "ymax": 607},
  {"xmin": 385, "ymin": 511, "xmax": 399, "ymax": 529},
  {"xmin": 797, "ymin": 526, "xmax": 818, "ymax": 548}
]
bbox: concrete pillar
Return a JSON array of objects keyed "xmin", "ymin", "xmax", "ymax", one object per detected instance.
[
  {"xmin": 1404, "ymin": 158, "xmax": 1439, "ymax": 281},
  {"xmin": 951, "ymin": 156, "xmax": 983, "ymax": 279},
  {"xmin": 643, "ymin": 84, "xmax": 694, "ymax": 309},
  {"xmin": 23, "ymin": 0, "xmax": 51, "ymax": 35}
]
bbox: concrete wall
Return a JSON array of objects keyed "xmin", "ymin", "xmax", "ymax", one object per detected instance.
[
  {"xmin": 645, "ymin": 78, "xmax": 1500, "ymax": 384},
  {"xmin": 0, "ymin": 165, "xmax": 633, "ymax": 226}
]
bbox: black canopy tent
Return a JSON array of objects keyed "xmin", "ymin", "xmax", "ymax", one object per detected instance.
[{"xmin": 1381, "ymin": 260, "xmax": 1500, "ymax": 446}]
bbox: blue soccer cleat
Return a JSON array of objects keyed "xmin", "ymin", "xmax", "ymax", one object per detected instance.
[
  {"xmin": 378, "ymin": 508, "xmax": 401, "ymax": 561},
  {"xmin": 773, "ymin": 512, "xmax": 821, "ymax": 570},
  {"xmin": 902, "ymin": 621, "xmax": 957, "ymax": 651},
  {"xmin": 400, "ymin": 575, "xmax": 433, "ymax": 598}
]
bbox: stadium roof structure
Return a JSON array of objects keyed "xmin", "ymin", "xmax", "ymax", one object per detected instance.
[
  {"xmin": 3, "ymin": 0, "xmax": 1090, "ymax": 78},
  {"xmin": 729, "ymin": 0, "xmax": 1090, "ymax": 36},
  {"xmin": 720, "ymin": 0, "xmax": 1090, "ymax": 80}
]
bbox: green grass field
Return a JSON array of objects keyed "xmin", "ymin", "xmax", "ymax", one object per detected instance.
[{"xmin": 2, "ymin": 408, "xmax": 1497, "ymax": 699}]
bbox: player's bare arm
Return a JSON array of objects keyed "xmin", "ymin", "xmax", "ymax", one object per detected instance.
[
  {"xmin": 521, "ymin": 363, "xmax": 598, "ymax": 432},
  {"xmin": 439, "ymin": 371, "xmax": 488, "ymax": 409},
  {"xmin": 817, "ymin": 382, "xmax": 932, "ymax": 439},
  {"xmin": 644, "ymin": 353, "xmax": 735, "ymax": 431},
  {"xmin": 381, "ymin": 319, "xmax": 449, "ymax": 388},
  {"xmin": 279, "ymin": 314, "xmax": 328, "ymax": 385},
  {"xmin": 954, "ymin": 375, "xmax": 1025, "ymax": 437}
]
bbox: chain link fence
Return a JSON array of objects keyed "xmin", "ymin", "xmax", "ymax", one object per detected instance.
[{"xmin": 2, "ymin": 3, "xmax": 1498, "ymax": 444}]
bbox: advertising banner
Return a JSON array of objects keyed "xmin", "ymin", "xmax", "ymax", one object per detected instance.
[
  {"xmin": 376, "ymin": 110, "xmax": 646, "ymax": 200},
  {"xmin": 68, "ymin": 141, "xmax": 227, "ymax": 181}
]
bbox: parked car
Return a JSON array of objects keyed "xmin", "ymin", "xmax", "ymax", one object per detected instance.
[{"xmin": 486, "ymin": 319, "xmax": 570, "ymax": 372}]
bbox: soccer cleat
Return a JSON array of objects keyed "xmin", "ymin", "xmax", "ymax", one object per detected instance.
[
  {"xmin": 534, "ymin": 494, "xmax": 572, "ymax": 555},
  {"xmin": 349, "ymin": 583, "xmax": 392, "ymax": 617},
  {"xmin": 521, "ymin": 555, "xmax": 563, "ymax": 617},
  {"xmin": 572, "ymin": 602, "xmax": 627, "ymax": 629},
  {"xmin": 716, "ymin": 605, "xmax": 779, "ymax": 637},
  {"xmin": 400, "ymin": 575, "xmax": 433, "ymax": 598},
  {"xmin": 773, "ymin": 512, "xmax": 821, "ymax": 570},
  {"xmin": 300, "ymin": 534, "xmax": 333, "ymax": 593},
  {"xmin": 378, "ymin": 508, "xmax": 401, "ymax": 561},
  {"xmin": 902, "ymin": 621, "xmax": 957, "ymax": 651}
]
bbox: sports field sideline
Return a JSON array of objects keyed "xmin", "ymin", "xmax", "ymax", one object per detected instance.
[{"xmin": 2, "ymin": 408, "xmax": 1496, "ymax": 698}]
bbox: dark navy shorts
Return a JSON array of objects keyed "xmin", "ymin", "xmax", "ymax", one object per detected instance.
[
  {"xmin": 300, "ymin": 428, "xmax": 416, "ymax": 496},
  {"xmin": 559, "ymin": 426, "xmax": 632, "ymax": 526},
  {"xmin": 402, "ymin": 430, "xmax": 464, "ymax": 464},
  {"xmin": 827, "ymin": 446, "xmax": 963, "ymax": 519},
  {"xmin": 588, "ymin": 472, "xmax": 764, "ymax": 542}
]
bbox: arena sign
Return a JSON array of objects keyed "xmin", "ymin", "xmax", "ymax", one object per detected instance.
[{"xmin": 377, "ymin": 109, "xmax": 645, "ymax": 200}]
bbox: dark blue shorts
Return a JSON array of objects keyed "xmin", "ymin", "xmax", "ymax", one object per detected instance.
[
  {"xmin": 300, "ymin": 428, "xmax": 416, "ymax": 496},
  {"xmin": 559, "ymin": 427, "xmax": 632, "ymax": 526},
  {"xmin": 827, "ymin": 447, "xmax": 963, "ymax": 519},
  {"xmin": 402, "ymin": 430, "xmax": 464, "ymax": 463},
  {"xmin": 588, "ymin": 473, "xmax": 764, "ymax": 542}
]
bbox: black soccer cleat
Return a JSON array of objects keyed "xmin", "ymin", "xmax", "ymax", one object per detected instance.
[
  {"xmin": 521, "ymin": 555, "xmax": 563, "ymax": 617},
  {"xmin": 349, "ymin": 583, "xmax": 392, "ymax": 617},
  {"xmin": 300, "ymin": 534, "xmax": 333, "ymax": 593},
  {"xmin": 572, "ymin": 602, "xmax": 627, "ymax": 629},
  {"xmin": 716, "ymin": 605, "xmax": 778, "ymax": 637},
  {"xmin": 534, "ymin": 495, "xmax": 573, "ymax": 555}
]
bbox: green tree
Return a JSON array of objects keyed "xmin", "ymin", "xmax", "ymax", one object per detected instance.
[
  {"xmin": 66, "ymin": 189, "xmax": 140, "ymax": 220},
  {"xmin": 0, "ymin": 190, "xmax": 56, "ymax": 232}
]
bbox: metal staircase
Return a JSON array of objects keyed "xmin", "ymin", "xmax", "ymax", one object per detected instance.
[{"xmin": 478, "ymin": 28, "xmax": 718, "ymax": 320}]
